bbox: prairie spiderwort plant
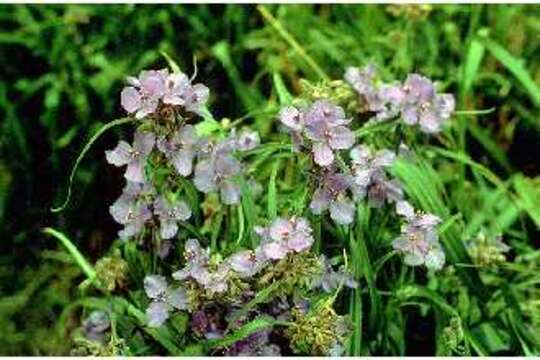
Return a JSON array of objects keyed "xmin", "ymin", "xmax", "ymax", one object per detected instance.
[{"xmin": 69, "ymin": 59, "xmax": 471, "ymax": 356}]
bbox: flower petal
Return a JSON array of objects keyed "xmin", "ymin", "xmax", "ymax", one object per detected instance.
[
  {"xmin": 120, "ymin": 87, "xmax": 141, "ymax": 114},
  {"xmin": 133, "ymin": 131, "xmax": 155, "ymax": 155},
  {"xmin": 146, "ymin": 301, "xmax": 170, "ymax": 327},
  {"xmin": 312, "ymin": 142, "xmax": 334, "ymax": 166},
  {"xmin": 166, "ymin": 287, "xmax": 189, "ymax": 310},
  {"xmin": 144, "ymin": 274, "xmax": 168, "ymax": 299},
  {"xmin": 328, "ymin": 126, "xmax": 355, "ymax": 150},
  {"xmin": 279, "ymin": 106, "xmax": 304, "ymax": 131},
  {"xmin": 220, "ymin": 180, "xmax": 241, "ymax": 205},
  {"xmin": 172, "ymin": 149, "xmax": 195, "ymax": 176},
  {"xmin": 125, "ymin": 159, "xmax": 145, "ymax": 183},
  {"xmin": 160, "ymin": 219, "xmax": 178, "ymax": 239},
  {"xmin": 193, "ymin": 160, "xmax": 217, "ymax": 193},
  {"xmin": 262, "ymin": 242, "xmax": 289, "ymax": 260},
  {"xmin": 105, "ymin": 141, "xmax": 132, "ymax": 166},
  {"xmin": 309, "ymin": 188, "xmax": 330, "ymax": 215},
  {"xmin": 329, "ymin": 199, "xmax": 355, "ymax": 225}
]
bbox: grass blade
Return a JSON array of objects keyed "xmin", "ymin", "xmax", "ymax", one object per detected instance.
[{"xmin": 42, "ymin": 227, "xmax": 96, "ymax": 281}]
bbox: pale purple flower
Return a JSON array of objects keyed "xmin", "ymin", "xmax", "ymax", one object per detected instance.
[
  {"xmin": 344, "ymin": 64, "xmax": 377, "ymax": 96},
  {"xmin": 121, "ymin": 69, "xmax": 168, "ymax": 119},
  {"xmin": 144, "ymin": 274, "xmax": 188, "ymax": 327},
  {"xmin": 162, "ymin": 72, "xmax": 190, "ymax": 105},
  {"xmin": 280, "ymin": 106, "xmax": 305, "ymax": 131},
  {"xmin": 227, "ymin": 248, "xmax": 267, "ymax": 278},
  {"xmin": 279, "ymin": 106, "xmax": 306, "ymax": 152},
  {"xmin": 373, "ymin": 83, "xmax": 406, "ymax": 121},
  {"xmin": 105, "ymin": 130, "xmax": 155, "ymax": 183},
  {"xmin": 234, "ymin": 129, "xmax": 260, "ymax": 152},
  {"xmin": 310, "ymin": 171, "xmax": 356, "ymax": 225},
  {"xmin": 345, "ymin": 64, "xmax": 404, "ymax": 120},
  {"xmin": 401, "ymin": 74, "xmax": 455, "ymax": 133},
  {"xmin": 173, "ymin": 239, "xmax": 211, "ymax": 285},
  {"xmin": 257, "ymin": 216, "xmax": 314, "ymax": 260},
  {"xmin": 193, "ymin": 143, "xmax": 242, "ymax": 204},
  {"xmin": 393, "ymin": 201, "xmax": 445, "ymax": 270},
  {"xmin": 313, "ymin": 255, "xmax": 358, "ymax": 293},
  {"xmin": 304, "ymin": 100, "xmax": 355, "ymax": 166},
  {"xmin": 157, "ymin": 124, "xmax": 199, "ymax": 176},
  {"xmin": 172, "ymin": 239, "xmax": 230, "ymax": 293},
  {"xmin": 349, "ymin": 145, "xmax": 403, "ymax": 207},
  {"xmin": 153, "ymin": 196, "xmax": 192, "ymax": 240},
  {"xmin": 162, "ymin": 71, "xmax": 210, "ymax": 115},
  {"xmin": 180, "ymin": 83, "xmax": 210, "ymax": 115},
  {"xmin": 204, "ymin": 262, "xmax": 231, "ymax": 293},
  {"xmin": 109, "ymin": 181, "xmax": 153, "ymax": 240},
  {"xmin": 82, "ymin": 310, "xmax": 110, "ymax": 343}
]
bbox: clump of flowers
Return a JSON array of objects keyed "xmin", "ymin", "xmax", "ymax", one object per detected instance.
[
  {"xmin": 120, "ymin": 68, "xmax": 209, "ymax": 119},
  {"xmin": 345, "ymin": 64, "xmax": 455, "ymax": 133},
  {"xmin": 106, "ymin": 68, "xmax": 259, "ymax": 242},
  {"xmin": 140, "ymin": 215, "xmax": 355, "ymax": 356}
]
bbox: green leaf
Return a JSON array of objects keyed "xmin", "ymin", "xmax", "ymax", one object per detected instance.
[
  {"xmin": 513, "ymin": 175, "xmax": 540, "ymax": 227},
  {"xmin": 210, "ymin": 316, "xmax": 280, "ymax": 349},
  {"xmin": 480, "ymin": 36, "xmax": 540, "ymax": 107},
  {"xmin": 273, "ymin": 72, "xmax": 293, "ymax": 105},
  {"xmin": 267, "ymin": 160, "xmax": 279, "ymax": 218},
  {"xmin": 240, "ymin": 177, "xmax": 257, "ymax": 247},
  {"xmin": 470, "ymin": 322, "xmax": 510, "ymax": 354},
  {"xmin": 461, "ymin": 38, "xmax": 485, "ymax": 97},
  {"xmin": 42, "ymin": 227, "xmax": 96, "ymax": 281},
  {"xmin": 160, "ymin": 50, "xmax": 181, "ymax": 73},
  {"xmin": 50, "ymin": 117, "xmax": 134, "ymax": 213}
]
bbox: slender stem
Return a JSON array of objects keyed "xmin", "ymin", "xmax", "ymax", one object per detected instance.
[{"xmin": 257, "ymin": 5, "xmax": 330, "ymax": 82}]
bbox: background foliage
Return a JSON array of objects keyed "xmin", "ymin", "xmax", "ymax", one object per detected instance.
[{"xmin": 0, "ymin": 4, "xmax": 539, "ymax": 355}]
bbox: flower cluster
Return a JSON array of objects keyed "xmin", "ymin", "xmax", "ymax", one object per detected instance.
[
  {"xmin": 276, "ymin": 66, "xmax": 449, "ymax": 270},
  {"xmin": 108, "ymin": 179, "xmax": 191, "ymax": 240},
  {"xmin": 392, "ymin": 200, "xmax": 445, "ymax": 270},
  {"xmin": 106, "ymin": 69, "xmax": 260, "ymax": 241},
  {"xmin": 345, "ymin": 64, "xmax": 455, "ymax": 133},
  {"xmin": 280, "ymin": 100, "xmax": 355, "ymax": 167},
  {"xmin": 139, "ymin": 215, "xmax": 355, "ymax": 356},
  {"xmin": 120, "ymin": 68, "xmax": 209, "ymax": 119},
  {"xmin": 170, "ymin": 216, "xmax": 314, "ymax": 295},
  {"xmin": 79, "ymin": 61, "xmax": 465, "ymax": 356}
]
